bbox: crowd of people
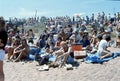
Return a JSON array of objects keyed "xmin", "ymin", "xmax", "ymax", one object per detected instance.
[
  {"xmin": 0, "ymin": 12, "xmax": 120, "ymax": 73},
  {"xmin": 36, "ymin": 12, "xmax": 120, "ymax": 66}
]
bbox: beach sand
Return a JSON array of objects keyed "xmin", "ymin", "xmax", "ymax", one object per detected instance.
[{"xmin": 4, "ymin": 47, "xmax": 120, "ymax": 81}]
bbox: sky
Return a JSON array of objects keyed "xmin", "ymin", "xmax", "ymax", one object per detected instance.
[{"xmin": 0, "ymin": 0, "xmax": 120, "ymax": 19}]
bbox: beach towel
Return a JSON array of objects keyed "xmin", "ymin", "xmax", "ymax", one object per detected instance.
[{"xmin": 85, "ymin": 52, "xmax": 120, "ymax": 63}]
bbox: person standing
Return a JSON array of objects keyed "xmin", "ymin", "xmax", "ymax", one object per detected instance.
[{"xmin": 0, "ymin": 17, "xmax": 8, "ymax": 81}]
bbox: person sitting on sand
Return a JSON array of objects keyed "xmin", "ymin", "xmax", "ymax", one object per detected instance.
[
  {"xmin": 7, "ymin": 35, "xmax": 21, "ymax": 60},
  {"xmin": 90, "ymin": 35, "xmax": 103, "ymax": 54},
  {"xmin": 38, "ymin": 34, "xmax": 46, "ymax": 49},
  {"xmin": 7, "ymin": 35, "xmax": 13, "ymax": 46},
  {"xmin": 97, "ymin": 34, "xmax": 112, "ymax": 59},
  {"xmin": 54, "ymin": 36, "xmax": 62, "ymax": 50},
  {"xmin": 98, "ymin": 27, "xmax": 105, "ymax": 36},
  {"xmin": 46, "ymin": 34, "xmax": 55, "ymax": 51},
  {"xmin": 10, "ymin": 38, "xmax": 30, "ymax": 62},
  {"xmin": 80, "ymin": 35, "xmax": 90, "ymax": 50},
  {"xmin": 52, "ymin": 41, "xmax": 74, "ymax": 68},
  {"xmin": 26, "ymin": 29, "xmax": 35, "ymax": 39},
  {"xmin": 58, "ymin": 29, "xmax": 69, "ymax": 41},
  {"xmin": 72, "ymin": 30, "xmax": 81, "ymax": 44}
]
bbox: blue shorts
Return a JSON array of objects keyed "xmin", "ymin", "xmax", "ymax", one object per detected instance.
[{"xmin": 0, "ymin": 49, "xmax": 5, "ymax": 61}]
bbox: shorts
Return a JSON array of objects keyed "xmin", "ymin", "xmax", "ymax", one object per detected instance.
[{"xmin": 0, "ymin": 49, "xmax": 5, "ymax": 61}]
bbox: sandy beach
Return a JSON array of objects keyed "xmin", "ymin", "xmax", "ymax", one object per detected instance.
[
  {"xmin": 1, "ymin": 0, "xmax": 120, "ymax": 81},
  {"xmin": 4, "ymin": 47, "xmax": 120, "ymax": 81}
]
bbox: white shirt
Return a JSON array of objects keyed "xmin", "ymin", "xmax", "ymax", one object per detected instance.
[{"xmin": 97, "ymin": 39, "xmax": 108, "ymax": 56}]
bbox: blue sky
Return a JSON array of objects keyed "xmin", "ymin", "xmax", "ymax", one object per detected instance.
[{"xmin": 0, "ymin": 0, "xmax": 120, "ymax": 19}]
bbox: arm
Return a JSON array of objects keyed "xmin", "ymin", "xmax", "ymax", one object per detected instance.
[
  {"xmin": 14, "ymin": 48, "xmax": 26, "ymax": 54},
  {"xmin": 57, "ymin": 47, "xmax": 72, "ymax": 58},
  {"xmin": 52, "ymin": 48, "xmax": 64, "ymax": 55},
  {"xmin": 57, "ymin": 47, "xmax": 72, "ymax": 68},
  {"xmin": 13, "ymin": 45, "xmax": 23, "ymax": 53},
  {"xmin": 100, "ymin": 52, "xmax": 112, "ymax": 59},
  {"xmin": 100, "ymin": 47, "xmax": 112, "ymax": 59},
  {"xmin": 54, "ymin": 41, "xmax": 60, "ymax": 48}
]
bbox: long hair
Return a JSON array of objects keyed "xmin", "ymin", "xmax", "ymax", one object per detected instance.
[{"xmin": 21, "ymin": 38, "xmax": 28, "ymax": 46}]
